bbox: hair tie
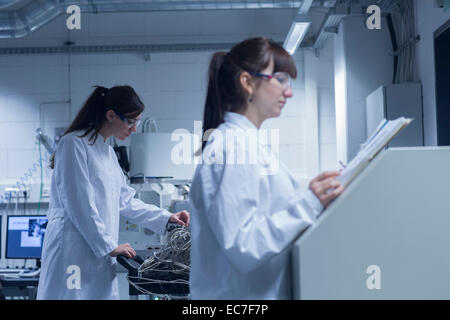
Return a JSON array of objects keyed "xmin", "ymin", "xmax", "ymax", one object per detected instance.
[{"xmin": 94, "ymin": 86, "xmax": 109, "ymax": 97}]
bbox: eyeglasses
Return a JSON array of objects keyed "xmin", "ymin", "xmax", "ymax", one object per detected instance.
[
  {"xmin": 108, "ymin": 109, "xmax": 141, "ymax": 128},
  {"xmin": 250, "ymin": 71, "xmax": 292, "ymax": 90}
]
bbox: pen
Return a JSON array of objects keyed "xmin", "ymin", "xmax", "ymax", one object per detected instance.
[
  {"xmin": 339, "ymin": 161, "xmax": 347, "ymax": 169},
  {"xmin": 367, "ymin": 119, "xmax": 389, "ymax": 145}
]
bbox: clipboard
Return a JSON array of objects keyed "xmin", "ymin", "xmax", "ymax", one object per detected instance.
[{"xmin": 337, "ymin": 117, "xmax": 413, "ymax": 188}]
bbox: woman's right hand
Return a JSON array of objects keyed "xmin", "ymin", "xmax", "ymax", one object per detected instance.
[
  {"xmin": 309, "ymin": 171, "xmax": 344, "ymax": 208},
  {"xmin": 109, "ymin": 243, "xmax": 136, "ymax": 259}
]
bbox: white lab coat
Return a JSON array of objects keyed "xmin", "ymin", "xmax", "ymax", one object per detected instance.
[
  {"xmin": 189, "ymin": 112, "xmax": 323, "ymax": 299},
  {"xmin": 36, "ymin": 130, "xmax": 172, "ymax": 300}
]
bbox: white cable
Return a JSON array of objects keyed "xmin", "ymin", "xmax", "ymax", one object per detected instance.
[{"xmin": 126, "ymin": 226, "xmax": 191, "ymax": 299}]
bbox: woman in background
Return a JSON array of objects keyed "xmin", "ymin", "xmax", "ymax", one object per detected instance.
[{"xmin": 37, "ymin": 85, "xmax": 189, "ymax": 300}]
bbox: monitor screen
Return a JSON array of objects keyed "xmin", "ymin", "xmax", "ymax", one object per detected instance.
[{"xmin": 6, "ymin": 215, "xmax": 48, "ymax": 259}]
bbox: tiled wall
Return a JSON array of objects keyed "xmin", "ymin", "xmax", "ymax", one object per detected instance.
[
  {"xmin": 0, "ymin": 42, "xmax": 337, "ymax": 194},
  {"xmin": 0, "ymin": 47, "xmax": 336, "ymax": 187}
]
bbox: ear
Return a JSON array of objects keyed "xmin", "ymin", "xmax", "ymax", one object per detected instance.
[
  {"xmin": 105, "ymin": 110, "xmax": 115, "ymax": 122},
  {"xmin": 239, "ymin": 71, "xmax": 254, "ymax": 96}
]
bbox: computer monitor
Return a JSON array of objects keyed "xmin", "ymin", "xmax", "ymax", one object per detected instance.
[{"xmin": 6, "ymin": 215, "xmax": 48, "ymax": 259}]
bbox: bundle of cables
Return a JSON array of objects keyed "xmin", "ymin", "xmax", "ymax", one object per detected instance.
[{"xmin": 128, "ymin": 226, "xmax": 191, "ymax": 299}]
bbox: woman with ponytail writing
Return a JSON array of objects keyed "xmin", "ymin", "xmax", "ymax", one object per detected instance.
[{"xmin": 37, "ymin": 85, "xmax": 189, "ymax": 300}]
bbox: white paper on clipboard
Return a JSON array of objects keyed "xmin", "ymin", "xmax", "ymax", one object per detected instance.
[{"xmin": 337, "ymin": 117, "xmax": 413, "ymax": 188}]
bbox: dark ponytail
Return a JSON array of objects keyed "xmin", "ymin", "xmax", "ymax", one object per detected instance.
[
  {"xmin": 50, "ymin": 85, "xmax": 144, "ymax": 169},
  {"xmin": 201, "ymin": 52, "xmax": 227, "ymax": 150},
  {"xmin": 200, "ymin": 37, "xmax": 297, "ymax": 152}
]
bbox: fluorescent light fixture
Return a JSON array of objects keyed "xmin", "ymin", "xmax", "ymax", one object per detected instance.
[{"xmin": 283, "ymin": 14, "xmax": 311, "ymax": 55}]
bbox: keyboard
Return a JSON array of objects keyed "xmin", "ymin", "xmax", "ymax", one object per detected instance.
[{"xmin": 0, "ymin": 268, "xmax": 35, "ymax": 274}]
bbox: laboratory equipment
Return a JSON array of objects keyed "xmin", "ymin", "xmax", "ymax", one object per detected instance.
[
  {"xmin": 35, "ymin": 128, "xmax": 55, "ymax": 154},
  {"xmin": 129, "ymin": 132, "xmax": 198, "ymax": 180},
  {"xmin": 118, "ymin": 225, "xmax": 190, "ymax": 300},
  {"xmin": 6, "ymin": 215, "xmax": 47, "ymax": 259},
  {"xmin": 291, "ymin": 147, "xmax": 450, "ymax": 299},
  {"xmin": 119, "ymin": 181, "xmax": 187, "ymax": 251},
  {"xmin": 0, "ymin": 215, "xmax": 45, "ymax": 299}
]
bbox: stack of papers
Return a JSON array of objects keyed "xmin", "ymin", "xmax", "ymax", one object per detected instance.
[{"xmin": 337, "ymin": 117, "xmax": 413, "ymax": 188}]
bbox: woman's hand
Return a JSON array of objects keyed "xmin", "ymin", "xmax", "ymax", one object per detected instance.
[
  {"xmin": 309, "ymin": 171, "xmax": 344, "ymax": 208},
  {"xmin": 169, "ymin": 210, "xmax": 190, "ymax": 227},
  {"xmin": 109, "ymin": 243, "xmax": 136, "ymax": 258}
]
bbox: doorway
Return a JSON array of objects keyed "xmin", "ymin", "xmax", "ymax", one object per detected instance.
[{"xmin": 435, "ymin": 19, "xmax": 450, "ymax": 145}]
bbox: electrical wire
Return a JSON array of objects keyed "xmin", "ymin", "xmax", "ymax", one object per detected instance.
[
  {"xmin": 126, "ymin": 226, "xmax": 191, "ymax": 299},
  {"xmin": 393, "ymin": 0, "xmax": 418, "ymax": 83},
  {"xmin": 386, "ymin": 13, "xmax": 398, "ymax": 83},
  {"xmin": 390, "ymin": 0, "xmax": 416, "ymax": 84}
]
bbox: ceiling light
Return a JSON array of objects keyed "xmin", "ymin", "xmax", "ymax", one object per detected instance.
[{"xmin": 283, "ymin": 14, "xmax": 311, "ymax": 55}]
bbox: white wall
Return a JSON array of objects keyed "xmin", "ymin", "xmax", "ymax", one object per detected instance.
[
  {"xmin": 0, "ymin": 10, "xmax": 337, "ymax": 187},
  {"xmin": 317, "ymin": 39, "xmax": 338, "ymax": 172},
  {"xmin": 415, "ymin": 0, "xmax": 450, "ymax": 146},
  {"xmin": 0, "ymin": 49, "xmax": 336, "ymax": 184},
  {"xmin": 334, "ymin": 16, "xmax": 393, "ymax": 163}
]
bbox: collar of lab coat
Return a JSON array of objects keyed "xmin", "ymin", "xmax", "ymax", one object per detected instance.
[
  {"xmin": 223, "ymin": 111, "xmax": 257, "ymax": 130},
  {"xmin": 79, "ymin": 129, "xmax": 109, "ymax": 150},
  {"xmin": 94, "ymin": 133, "xmax": 110, "ymax": 149}
]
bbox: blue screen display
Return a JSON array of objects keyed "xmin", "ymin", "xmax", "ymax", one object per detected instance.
[{"xmin": 6, "ymin": 215, "xmax": 48, "ymax": 259}]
